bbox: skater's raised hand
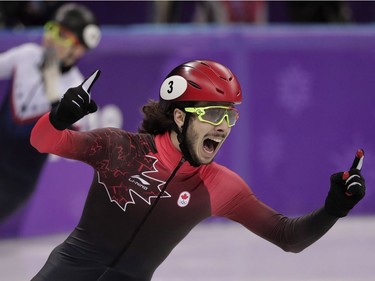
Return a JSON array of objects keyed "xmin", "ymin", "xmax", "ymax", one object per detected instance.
[
  {"xmin": 49, "ymin": 70, "xmax": 100, "ymax": 130},
  {"xmin": 325, "ymin": 149, "xmax": 366, "ymax": 217}
]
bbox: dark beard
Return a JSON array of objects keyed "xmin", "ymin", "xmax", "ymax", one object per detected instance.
[{"xmin": 184, "ymin": 131, "xmax": 214, "ymax": 166}]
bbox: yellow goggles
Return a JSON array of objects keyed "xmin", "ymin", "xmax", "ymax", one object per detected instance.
[
  {"xmin": 184, "ymin": 106, "xmax": 239, "ymax": 127},
  {"xmin": 44, "ymin": 21, "xmax": 80, "ymax": 47}
]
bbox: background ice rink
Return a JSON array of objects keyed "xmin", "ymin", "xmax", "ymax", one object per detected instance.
[{"xmin": 1, "ymin": 216, "xmax": 374, "ymax": 281}]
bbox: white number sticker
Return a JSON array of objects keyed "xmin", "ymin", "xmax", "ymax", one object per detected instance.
[{"xmin": 160, "ymin": 75, "xmax": 188, "ymax": 100}]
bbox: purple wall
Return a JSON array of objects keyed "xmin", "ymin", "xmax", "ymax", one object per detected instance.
[{"xmin": 0, "ymin": 25, "xmax": 374, "ymax": 237}]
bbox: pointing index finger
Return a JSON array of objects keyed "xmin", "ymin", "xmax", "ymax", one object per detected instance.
[
  {"xmin": 82, "ymin": 70, "xmax": 101, "ymax": 95},
  {"xmin": 350, "ymin": 148, "xmax": 364, "ymax": 171}
]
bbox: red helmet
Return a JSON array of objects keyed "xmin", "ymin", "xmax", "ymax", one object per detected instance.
[{"xmin": 160, "ymin": 60, "xmax": 242, "ymax": 107}]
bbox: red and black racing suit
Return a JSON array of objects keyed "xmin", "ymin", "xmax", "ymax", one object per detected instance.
[{"xmin": 30, "ymin": 113, "xmax": 338, "ymax": 281}]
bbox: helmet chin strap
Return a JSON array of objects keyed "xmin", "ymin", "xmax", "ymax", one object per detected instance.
[{"xmin": 175, "ymin": 113, "xmax": 201, "ymax": 167}]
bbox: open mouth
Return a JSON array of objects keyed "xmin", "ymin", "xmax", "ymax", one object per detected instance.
[{"xmin": 203, "ymin": 137, "xmax": 222, "ymax": 154}]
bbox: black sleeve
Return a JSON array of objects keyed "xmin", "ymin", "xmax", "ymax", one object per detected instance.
[{"xmin": 268, "ymin": 207, "xmax": 338, "ymax": 253}]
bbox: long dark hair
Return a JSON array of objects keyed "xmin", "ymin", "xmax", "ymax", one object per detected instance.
[
  {"xmin": 138, "ymin": 99, "xmax": 196, "ymax": 135},
  {"xmin": 138, "ymin": 99, "xmax": 173, "ymax": 135}
]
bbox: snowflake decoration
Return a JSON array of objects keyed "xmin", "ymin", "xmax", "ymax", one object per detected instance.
[{"xmin": 276, "ymin": 64, "xmax": 313, "ymax": 116}]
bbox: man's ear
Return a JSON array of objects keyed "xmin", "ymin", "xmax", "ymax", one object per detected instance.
[{"xmin": 173, "ymin": 108, "xmax": 185, "ymax": 130}]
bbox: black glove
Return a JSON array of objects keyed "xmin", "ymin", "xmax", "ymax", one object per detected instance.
[
  {"xmin": 325, "ymin": 149, "xmax": 366, "ymax": 217},
  {"xmin": 49, "ymin": 70, "xmax": 100, "ymax": 130}
]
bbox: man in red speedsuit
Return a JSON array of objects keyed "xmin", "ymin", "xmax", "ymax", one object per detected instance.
[{"xmin": 30, "ymin": 60, "xmax": 366, "ymax": 281}]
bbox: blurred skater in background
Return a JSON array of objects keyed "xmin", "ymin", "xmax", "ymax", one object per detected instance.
[{"xmin": 0, "ymin": 3, "xmax": 101, "ymax": 223}]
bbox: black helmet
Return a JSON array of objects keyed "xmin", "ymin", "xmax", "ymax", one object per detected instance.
[{"xmin": 53, "ymin": 3, "xmax": 101, "ymax": 49}]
